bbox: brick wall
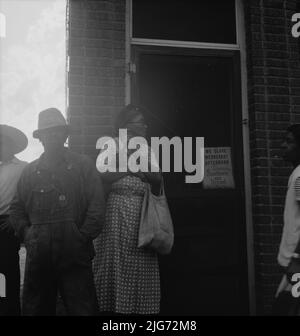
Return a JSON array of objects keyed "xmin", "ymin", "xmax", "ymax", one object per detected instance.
[
  {"xmin": 67, "ymin": 0, "xmax": 300, "ymax": 314},
  {"xmin": 67, "ymin": 0, "xmax": 126, "ymax": 161},
  {"xmin": 244, "ymin": 0, "xmax": 300, "ymax": 314}
]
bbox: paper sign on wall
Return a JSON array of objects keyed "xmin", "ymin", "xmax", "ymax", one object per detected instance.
[{"xmin": 203, "ymin": 147, "xmax": 235, "ymax": 189}]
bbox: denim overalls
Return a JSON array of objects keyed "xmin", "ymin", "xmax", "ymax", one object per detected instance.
[{"xmin": 11, "ymin": 150, "xmax": 105, "ymax": 315}]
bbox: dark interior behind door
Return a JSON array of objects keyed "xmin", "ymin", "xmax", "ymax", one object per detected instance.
[{"xmin": 132, "ymin": 47, "xmax": 249, "ymax": 315}]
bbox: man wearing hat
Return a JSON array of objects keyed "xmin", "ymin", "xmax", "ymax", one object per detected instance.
[
  {"xmin": 0, "ymin": 125, "xmax": 28, "ymax": 316},
  {"xmin": 10, "ymin": 108, "xmax": 105, "ymax": 316}
]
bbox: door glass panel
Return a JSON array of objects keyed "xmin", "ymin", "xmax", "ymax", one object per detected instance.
[
  {"xmin": 132, "ymin": 0, "xmax": 236, "ymax": 44},
  {"xmin": 139, "ymin": 53, "xmax": 236, "ymax": 196}
]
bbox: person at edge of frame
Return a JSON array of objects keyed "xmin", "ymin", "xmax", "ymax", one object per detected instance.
[
  {"xmin": 273, "ymin": 124, "xmax": 300, "ymax": 315},
  {"xmin": 0, "ymin": 125, "xmax": 28, "ymax": 316},
  {"xmin": 9, "ymin": 108, "xmax": 106, "ymax": 316}
]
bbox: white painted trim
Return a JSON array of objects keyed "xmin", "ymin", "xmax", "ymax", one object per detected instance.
[
  {"xmin": 0, "ymin": 12, "xmax": 6, "ymax": 39},
  {"xmin": 127, "ymin": 0, "xmax": 255, "ymax": 314},
  {"xmin": 236, "ymin": 0, "xmax": 256, "ymax": 316},
  {"xmin": 129, "ymin": 0, "xmax": 133, "ymax": 40},
  {"xmin": 125, "ymin": 0, "xmax": 132, "ymax": 105},
  {"xmin": 65, "ymin": 0, "xmax": 70, "ymax": 117},
  {"xmin": 132, "ymin": 38, "xmax": 239, "ymax": 50},
  {"xmin": 235, "ymin": 0, "xmax": 240, "ymax": 48}
]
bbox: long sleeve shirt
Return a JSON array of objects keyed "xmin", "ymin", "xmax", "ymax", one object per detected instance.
[
  {"xmin": 278, "ymin": 165, "xmax": 300, "ymax": 267},
  {"xmin": 0, "ymin": 157, "xmax": 27, "ymax": 215}
]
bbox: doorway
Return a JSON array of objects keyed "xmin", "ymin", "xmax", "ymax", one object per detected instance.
[{"xmin": 131, "ymin": 46, "xmax": 249, "ymax": 315}]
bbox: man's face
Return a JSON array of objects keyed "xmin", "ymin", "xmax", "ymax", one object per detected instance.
[
  {"xmin": 281, "ymin": 131, "xmax": 300, "ymax": 163},
  {"xmin": 38, "ymin": 127, "xmax": 68, "ymax": 152}
]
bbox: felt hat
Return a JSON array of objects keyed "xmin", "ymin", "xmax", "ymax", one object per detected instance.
[{"xmin": 33, "ymin": 108, "xmax": 69, "ymax": 138}]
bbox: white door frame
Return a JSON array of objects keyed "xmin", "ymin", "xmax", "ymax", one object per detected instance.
[{"xmin": 125, "ymin": 0, "xmax": 256, "ymax": 315}]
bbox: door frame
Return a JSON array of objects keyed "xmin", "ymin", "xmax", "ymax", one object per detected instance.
[{"xmin": 125, "ymin": 0, "xmax": 256, "ymax": 315}]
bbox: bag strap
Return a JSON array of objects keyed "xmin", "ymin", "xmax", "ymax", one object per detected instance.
[
  {"xmin": 147, "ymin": 174, "xmax": 165, "ymax": 196},
  {"xmin": 158, "ymin": 175, "xmax": 165, "ymax": 196}
]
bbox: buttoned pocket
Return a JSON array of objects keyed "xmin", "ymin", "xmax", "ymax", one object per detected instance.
[
  {"xmin": 31, "ymin": 185, "xmax": 56, "ymax": 211},
  {"xmin": 30, "ymin": 184, "xmax": 68, "ymax": 215}
]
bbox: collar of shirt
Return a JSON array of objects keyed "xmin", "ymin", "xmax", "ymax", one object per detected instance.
[{"xmin": 34, "ymin": 147, "xmax": 73, "ymax": 173}]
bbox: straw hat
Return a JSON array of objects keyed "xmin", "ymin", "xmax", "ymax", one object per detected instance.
[{"xmin": 0, "ymin": 125, "xmax": 28, "ymax": 154}]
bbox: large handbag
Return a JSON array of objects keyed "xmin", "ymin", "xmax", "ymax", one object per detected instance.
[{"xmin": 138, "ymin": 179, "xmax": 174, "ymax": 255}]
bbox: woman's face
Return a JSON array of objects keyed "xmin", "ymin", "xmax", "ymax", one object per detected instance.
[{"xmin": 126, "ymin": 113, "xmax": 147, "ymax": 138}]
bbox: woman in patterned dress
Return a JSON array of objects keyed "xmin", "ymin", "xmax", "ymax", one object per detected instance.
[{"xmin": 93, "ymin": 104, "xmax": 162, "ymax": 315}]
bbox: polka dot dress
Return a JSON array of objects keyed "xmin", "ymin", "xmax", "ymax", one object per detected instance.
[{"xmin": 93, "ymin": 175, "xmax": 160, "ymax": 315}]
